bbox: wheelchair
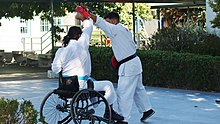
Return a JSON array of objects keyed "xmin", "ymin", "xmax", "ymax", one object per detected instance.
[{"xmin": 40, "ymin": 75, "xmax": 113, "ymax": 124}]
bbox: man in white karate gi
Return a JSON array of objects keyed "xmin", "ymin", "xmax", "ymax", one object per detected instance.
[
  {"xmin": 89, "ymin": 11, "xmax": 155, "ymax": 123},
  {"xmin": 51, "ymin": 10, "xmax": 123, "ymax": 121}
]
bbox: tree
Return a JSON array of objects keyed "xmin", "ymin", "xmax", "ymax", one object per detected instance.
[
  {"xmin": 160, "ymin": 7, "xmax": 205, "ymax": 28},
  {"xmin": 119, "ymin": 3, "xmax": 153, "ymax": 30},
  {"xmin": 208, "ymin": 0, "xmax": 220, "ymax": 28},
  {"xmin": 0, "ymin": 1, "xmax": 121, "ymax": 23},
  {"xmin": 85, "ymin": 2, "xmax": 123, "ymax": 17},
  {"xmin": 0, "ymin": 1, "xmax": 152, "ymax": 28}
]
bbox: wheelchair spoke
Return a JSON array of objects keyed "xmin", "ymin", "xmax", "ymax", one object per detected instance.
[
  {"xmin": 40, "ymin": 91, "xmax": 71, "ymax": 124},
  {"xmin": 40, "ymin": 89, "xmax": 111, "ymax": 124},
  {"xmin": 71, "ymin": 89, "xmax": 111, "ymax": 124}
]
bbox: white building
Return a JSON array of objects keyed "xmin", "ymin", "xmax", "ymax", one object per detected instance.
[
  {"xmin": 1, "ymin": 1, "xmax": 220, "ymax": 54},
  {"xmin": 0, "ymin": 12, "xmax": 79, "ymax": 54}
]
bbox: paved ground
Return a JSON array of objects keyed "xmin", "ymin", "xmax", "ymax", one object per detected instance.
[
  {"xmin": 0, "ymin": 64, "xmax": 49, "ymax": 81},
  {"xmin": 0, "ymin": 65, "xmax": 220, "ymax": 124},
  {"xmin": 1, "ymin": 78, "xmax": 220, "ymax": 124}
]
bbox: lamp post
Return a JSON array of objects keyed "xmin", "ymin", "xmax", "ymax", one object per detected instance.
[
  {"xmin": 132, "ymin": 0, "xmax": 136, "ymax": 42},
  {"xmin": 50, "ymin": 0, "xmax": 55, "ymax": 59}
]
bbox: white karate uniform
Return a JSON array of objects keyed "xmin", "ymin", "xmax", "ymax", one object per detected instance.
[
  {"xmin": 52, "ymin": 19, "xmax": 116, "ymax": 105},
  {"xmin": 95, "ymin": 17, "xmax": 153, "ymax": 121}
]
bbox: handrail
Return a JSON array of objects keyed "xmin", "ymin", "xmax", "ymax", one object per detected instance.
[
  {"xmin": 22, "ymin": 28, "xmax": 110, "ymax": 54},
  {"xmin": 22, "ymin": 31, "xmax": 52, "ymax": 54},
  {"xmin": 41, "ymin": 30, "xmax": 51, "ymax": 39},
  {"xmin": 41, "ymin": 38, "xmax": 51, "ymax": 54},
  {"xmin": 42, "ymin": 35, "xmax": 51, "ymax": 44},
  {"xmin": 41, "ymin": 31, "xmax": 52, "ymax": 54},
  {"xmin": 42, "ymin": 42, "xmax": 51, "ymax": 52}
]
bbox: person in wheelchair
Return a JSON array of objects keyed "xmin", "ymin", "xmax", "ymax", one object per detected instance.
[{"xmin": 51, "ymin": 10, "xmax": 124, "ymax": 121}]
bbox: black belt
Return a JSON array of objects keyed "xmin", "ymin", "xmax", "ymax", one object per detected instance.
[{"xmin": 118, "ymin": 53, "xmax": 137, "ymax": 65}]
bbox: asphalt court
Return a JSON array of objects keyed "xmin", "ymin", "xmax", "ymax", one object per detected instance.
[{"xmin": 0, "ymin": 78, "xmax": 220, "ymax": 124}]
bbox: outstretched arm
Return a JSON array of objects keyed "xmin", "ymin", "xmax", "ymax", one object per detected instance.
[
  {"xmin": 78, "ymin": 4, "xmax": 115, "ymax": 38},
  {"xmin": 89, "ymin": 13, "xmax": 97, "ymax": 23},
  {"xmin": 90, "ymin": 12, "xmax": 115, "ymax": 37}
]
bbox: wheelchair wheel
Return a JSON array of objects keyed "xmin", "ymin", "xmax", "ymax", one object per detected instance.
[
  {"xmin": 70, "ymin": 89, "xmax": 112, "ymax": 124},
  {"xmin": 40, "ymin": 90, "xmax": 72, "ymax": 124}
]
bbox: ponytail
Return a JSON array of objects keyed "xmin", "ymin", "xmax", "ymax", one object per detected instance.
[
  {"xmin": 62, "ymin": 35, "xmax": 70, "ymax": 47},
  {"xmin": 62, "ymin": 26, "xmax": 82, "ymax": 47}
]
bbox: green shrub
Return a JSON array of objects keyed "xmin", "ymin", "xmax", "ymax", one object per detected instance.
[
  {"xmin": 148, "ymin": 23, "xmax": 206, "ymax": 53},
  {"xmin": 90, "ymin": 47, "xmax": 220, "ymax": 92},
  {"xmin": 147, "ymin": 22, "xmax": 220, "ymax": 57},
  {"xmin": 137, "ymin": 50, "xmax": 220, "ymax": 91},
  {"xmin": 0, "ymin": 98, "xmax": 38, "ymax": 124},
  {"xmin": 189, "ymin": 33, "xmax": 220, "ymax": 56},
  {"xmin": 90, "ymin": 46, "xmax": 118, "ymax": 83}
]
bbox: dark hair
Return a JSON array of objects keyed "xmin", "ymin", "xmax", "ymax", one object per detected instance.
[
  {"xmin": 62, "ymin": 26, "xmax": 82, "ymax": 47},
  {"xmin": 104, "ymin": 12, "xmax": 120, "ymax": 22}
]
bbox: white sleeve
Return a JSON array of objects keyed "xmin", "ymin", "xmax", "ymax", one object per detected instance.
[
  {"xmin": 51, "ymin": 48, "xmax": 63, "ymax": 74},
  {"xmin": 78, "ymin": 19, "xmax": 93, "ymax": 49},
  {"xmin": 95, "ymin": 16, "xmax": 116, "ymax": 37}
]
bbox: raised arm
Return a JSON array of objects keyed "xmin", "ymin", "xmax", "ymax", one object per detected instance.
[
  {"xmin": 75, "ymin": 6, "xmax": 93, "ymax": 48},
  {"xmin": 77, "ymin": 3, "xmax": 97, "ymax": 23},
  {"xmin": 78, "ymin": 19, "xmax": 93, "ymax": 48}
]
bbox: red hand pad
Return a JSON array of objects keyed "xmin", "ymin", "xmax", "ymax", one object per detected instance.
[
  {"xmin": 75, "ymin": 6, "xmax": 90, "ymax": 19},
  {"xmin": 111, "ymin": 56, "xmax": 119, "ymax": 69}
]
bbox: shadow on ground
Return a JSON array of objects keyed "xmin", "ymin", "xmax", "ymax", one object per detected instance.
[{"xmin": 0, "ymin": 64, "xmax": 49, "ymax": 81}]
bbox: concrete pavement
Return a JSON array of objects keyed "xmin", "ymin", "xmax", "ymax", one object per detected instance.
[{"xmin": 0, "ymin": 78, "xmax": 220, "ymax": 124}]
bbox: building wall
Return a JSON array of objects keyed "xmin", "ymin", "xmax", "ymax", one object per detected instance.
[
  {"xmin": 0, "ymin": 17, "xmax": 22, "ymax": 52},
  {"xmin": 206, "ymin": 0, "xmax": 220, "ymax": 37},
  {"xmin": 0, "ymin": 12, "xmax": 78, "ymax": 53}
]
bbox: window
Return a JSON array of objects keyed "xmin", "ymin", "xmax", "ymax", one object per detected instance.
[
  {"xmin": 54, "ymin": 18, "xmax": 62, "ymax": 26},
  {"xmin": 40, "ymin": 20, "xmax": 49, "ymax": 32},
  {"xmin": 40, "ymin": 18, "xmax": 62, "ymax": 32},
  {"xmin": 20, "ymin": 19, "xmax": 28, "ymax": 34}
]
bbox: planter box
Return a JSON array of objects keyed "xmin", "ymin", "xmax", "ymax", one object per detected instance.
[
  {"xmin": 3, "ymin": 52, "xmax": 13, "ymax": 63},
  {"xmin": 0, "ymin": 50, "xmax": 4, "ymax": 65},
  {"xmin": 12, "ymin": 51, "xmax": 26, "ymax": 65},
  {"xmin": 26, "ymin": 54, "xmax": 38, "ymax": 66},
  {"xmin": 38, "ymin": 54, "xmax": 52, "ymax": 68}
]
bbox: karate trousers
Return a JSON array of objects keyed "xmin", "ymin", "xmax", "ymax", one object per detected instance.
[
  {"xmin": 116, "ymin": 73, "xmax": 152, "ymax": 121},
  {"xmin": 79, "ymin": 79, "xmax": 117, "ymax": 105}
]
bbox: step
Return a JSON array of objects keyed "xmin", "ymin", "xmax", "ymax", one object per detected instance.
[{"xmin": 38, "ymin": 54, "xmax": 52, "ymax": 68}]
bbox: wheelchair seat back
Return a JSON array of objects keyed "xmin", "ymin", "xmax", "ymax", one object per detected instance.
[
  {"xmin": 59, "ymin": 75, "xmax": 79, "ymax": 92},
  {"xmin": 56, "ymin": 71, "xmax": 80, "ymax": 98}
]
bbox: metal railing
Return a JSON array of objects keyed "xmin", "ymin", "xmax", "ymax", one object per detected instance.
[
  {"xmin": 22, "ymin": 28, "xmax": 112, "ymax": 54},
  {"xmin": 22, "ymin": 30, "xmax": 52, "ymax": 54},
  {"xmin": 40, "ymin": 31, "xmax": 52, "ymax": 54}
]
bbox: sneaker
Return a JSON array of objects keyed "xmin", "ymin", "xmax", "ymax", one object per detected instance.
[
  {"xmin": 140, "ymin": 109, "xmax": 155, "ymax": 122},
  {"xmin": 104, "ymin": 109, "xmax": 124, "ymax": 121},
  {"xmin": 115, "ymin": 120, "xmax": 128, "ymax": 124}
]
